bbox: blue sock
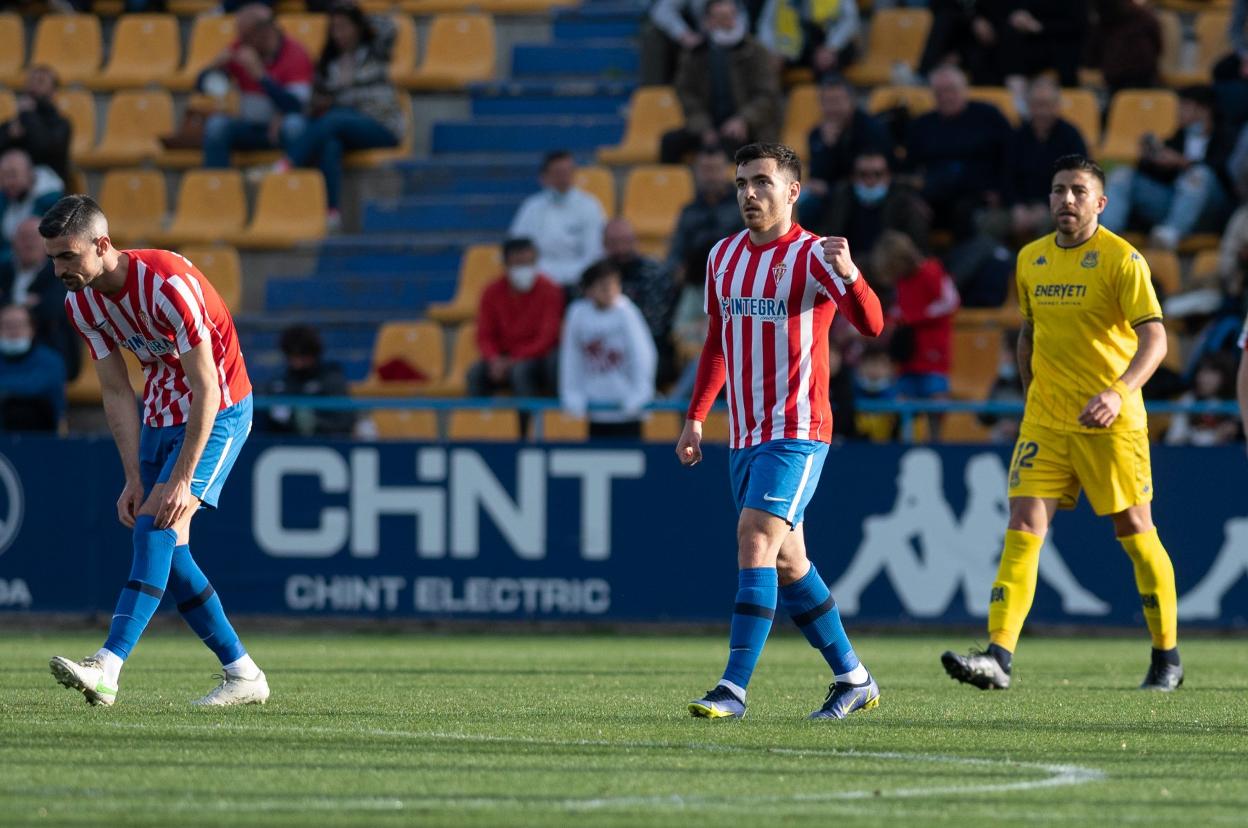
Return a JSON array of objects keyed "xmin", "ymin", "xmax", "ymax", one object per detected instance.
[
  {"xmin": 721, "ymin": 567, "xmax": 778, "ymax": 691},
  {"xmin": 779, "ymin": 564, "xmax": 860, "ymax": 675},
  {"xmin": 168, "ymin": 544, "xmax": 246, "ymax": 665},
  {"xmin": 103, "ymin": 516, "xmax": 176, "ymax": 661}
]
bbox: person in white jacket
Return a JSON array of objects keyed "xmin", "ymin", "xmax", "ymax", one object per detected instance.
[
  {"xmin": 559, "ymin": 260, "xmax": 658, "ymax": 439},
  {"xmin": 509, "ymin": 151, "xmax": 606, "ymax": 288}
]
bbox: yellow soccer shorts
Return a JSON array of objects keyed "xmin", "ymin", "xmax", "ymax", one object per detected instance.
[{"xmin": 1007, "ymin": 422, "xmax": 1153, "ymax": 516}]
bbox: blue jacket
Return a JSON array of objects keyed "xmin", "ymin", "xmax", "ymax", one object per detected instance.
[{"xmin": 0, "ymin": 343, "xmax": 66, "ymax": 425}]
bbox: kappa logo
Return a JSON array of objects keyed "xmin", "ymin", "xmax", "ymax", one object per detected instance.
[
  {"xmin": 0, "ymin": 453, "xmax": 24, "ymax": 557},
  {"xmin": 1033, "ymin": 256, "xmax": 1047, "ymax": 266},
  {"xmin": 771, "ymin": 262, "xmax": 788, "ymax": 286},
  {"xmin": 1081, "ymin": 251, "xmax": 1099, "ymax": 269}
]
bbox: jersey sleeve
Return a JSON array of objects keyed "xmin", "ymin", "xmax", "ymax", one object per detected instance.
[
  {"xmin": 153, "ymin": 273, "xmax": 210, "ymax": 355},
  {"xmin": 1117, "ymin": 249, "xmax": 1163, "ymax": 327},
  {"xmin": 808, "ymin": 246, "xmax": 885, "ymax": 336},
  {"xmin": 64, "ymin": 296, "xmax": 115, "ymax": 360}
]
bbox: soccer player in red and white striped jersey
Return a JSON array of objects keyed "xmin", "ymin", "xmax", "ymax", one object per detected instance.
[
  {"xmin": 679, "ymin": 143, "xmax": 886, "ymax": 721},
  {"xmin": 43, "ymin": 196, "xmax": 269, "ymax": 708}
]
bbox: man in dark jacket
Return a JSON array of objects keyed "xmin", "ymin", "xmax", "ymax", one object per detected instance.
[
  {"xmin": 1005, "ymin": 78, "xmax": 1088, "ymax": 241},
  {"xmin": 666, "ymin": 145, "xmax": 741, "ymax": 279},
  {"xmin": 0, "ymin": 66, "xmax": 71, "ymax": 185},
  {"xmin": 0, "ymin": 217, "xmax": 78, "ymax": 380},
  {"xmin": 257, "ymin": 324, "xmax": 356, "ymax": 437},
  {"xmin": 800, "ymin": 76, "xmax": 892, "ymax": 225},
  {"xmin": 812, "ymin": 150, "xmax": 930, "ymax": 259}
]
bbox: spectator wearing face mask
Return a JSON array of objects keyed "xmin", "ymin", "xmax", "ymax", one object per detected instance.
[
  {"xmin": 810, "ymin": 150, "xmax": 930, "ymax": 256},
  {"xmin": 467, "ymin": 237, "xmax": 565, "ymax": 398},
  {"xmin": 0, "ymin": 303, "xmax": 65, "ymax": 432},
  {"xmin": 508, "ymin": 150, "xmax": 607, "ymax": 288}
]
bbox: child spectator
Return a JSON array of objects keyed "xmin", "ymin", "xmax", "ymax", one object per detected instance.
[
  {"xmin": 257, "ymin": 324, "xmax": 356, "ymax": 437},
  {"xmin": 1164, "ymin": 352, "xmax": 1241, "ymax": 446},
  {"xmin": 853, "ymin": 344, "xmax": 899, "ymax": 442}
]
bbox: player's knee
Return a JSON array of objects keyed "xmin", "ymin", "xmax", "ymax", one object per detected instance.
[{"xmin": 1112, "ymin": 508, "xmax": 1153, "ymax": 538}]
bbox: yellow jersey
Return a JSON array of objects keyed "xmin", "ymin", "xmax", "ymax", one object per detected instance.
[{"xmin": 1015, "ymin": 226, "xmax": 1161, "ymax": 433}]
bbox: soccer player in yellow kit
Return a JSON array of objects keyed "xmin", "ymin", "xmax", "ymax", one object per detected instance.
[{"xmin": 942, "ymin": 155, "xmax": 1183, "ymax": 692}]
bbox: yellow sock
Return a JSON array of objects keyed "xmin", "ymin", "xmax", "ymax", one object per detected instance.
[
  {"xmin": 1119, "ymin": 529, "xmax": 1178, "ymax": 649},
  {"xmin": 987, "ymin": 529, "xmax": 1044, "ymax": 652}
]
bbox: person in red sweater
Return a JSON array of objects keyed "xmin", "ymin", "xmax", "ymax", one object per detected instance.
[{"xmin": 467, "ymin": 237, "xmax": 565, "ymax": 398}]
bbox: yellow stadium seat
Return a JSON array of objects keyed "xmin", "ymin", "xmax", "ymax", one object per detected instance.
[
  {"xmin": 955, "ymin": 306, "xmax": 1022, "ymax": 329},
  {"xmin": 398, "ymin": 13, "xmax": 495, "ymax": 90},
  {"xmin": 0, "ymin": 14, "xmax": 24, "ymax": 87},
  {"xmin": 56, "ymin": 89, "xmax": 96, "ymax": 163},
  {"xmin": 1177, "ymin": 233, "xmax": 1220, "ymax": 254},
  {"xmin": 345, "ymin": 92, "xmax": 414, "ymax": 168},
  {"xmin": 372, "ymin": 409, "xmax": 439, "ymax": 440},
  {"xmin": 845, "ymin": 8, "xmax": 932, "ymax": 87},
  {"xmin": 447, "ymin": 408, "xmax": 522, "ymax": 441},
  {"xmin": 276, "ymin": 13, "xmax": 328, "ymax": 61},
  {"xmin": 598, "ymin": 86, "xmax": 684, "ymax": 166},
  {"xmin": 1142, "ymin": 248, "xmax": 1182, "ymax": 298},
  {"xmin": 91, "ymin": 14, "xmax": 181, "ymax": 91},
  {"xmin": 170, "ymin": 14, "xmax": 236, "ymax": 92},
  {"xmin": 231, "ymin": 170, "xmax": 328, "ymax": 249},
  {"xmin": 0, "ymin": 91, "xmax": 14, "ymax": 126},
  {"xmin": 621, "ymin": 164, "xmax": 694, "ymax": 242},
  {"xmin": 77, "ymin": 90, "xmax": 174, "ymax": 168},
  {"xmin": 1163, "ymin": 326, "xmax": 1183, "ymax": 372},
  {"xmin": 1190, "ymin": 249, "xmax": 1221, "ymax": 285},
  {"xmin": 31, "ymin": 14, "xmax": 103, "ymax": 86},
  {"xmin": 151, "ymin": 169, "xmax": 248, "ymax": 248},
  {"xmin": 781, "ymin": 83, "xmax": 819, "ymax": 157},
  {"xmin": 574, "ymin": 165, "xmax": 617, "ymax": 217},
  {"xmin": 421, "ymin": 322, "xmax": 478, "ymax": 396},
  {"xmin": 700, "ymin": 411, "xmax": 731, "ymax": 443},
  {"xmin": 98, "ymin": 169, "xmax": 166, "ymax": 246},
  {"xmin": 427, "ymin": 245, "xmax": 502, "ymax": 324},
  {"xmin": 1100, "ymin": 89, "xmax": 1179, "ymax": 164},
  {"xmin": 180, "ymin": 244, "xmax": 243, "ymax": 312},
  {"xmin": 1160, "ymin": 9, "xmax": 1228, "ymax": 86},
  {"xmin": 967, "ymin": 86, "xmax": 1018, "ymax": 125},
  {"xmin": 536, "ymin": 410, "xmax": 588, "ymax": 441},
  {"xmin": 1059, "ymin": 87, "xmax": 1101, "ymax": 148},
  {"xmin": 940, "ymin": 412, "xmax": 995, "ymax": 444},
  {"xmin": 388, "ymin": 13, "xmax": 417, "ymax": 84},
  {"xmin": 66, "ymin": 345, "xmax": 146, "ymax": 405},
  {"xmin": 642, "ymin": 410, "xmax": 682, "ymax": 442},
  {"xmin": 950, "ymin": 328, "xmax": 1000, "ymax": 400},
  {"xmin": 866, "ymin": 85, "xmax": 935, "ymax": 117},
  {"xmin": 351, "ymin": 320, "xmax": 445, "ymax": 397}
]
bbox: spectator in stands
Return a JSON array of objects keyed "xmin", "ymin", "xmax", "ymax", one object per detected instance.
[
  {"xmin": 509, "ymin": 151, "xmax": 607, "ymax": 288},
  {"xmin": 0, "ymin": 217, "xmax": 77, "ymax": 381},
  {"xmin": 828, "ymin": 339, "xmax": 859, "ymax": 442},
  {"xmin": 269, "ymin": 2, "xmax": 402, "ymax": 232},
  {"xmin": 905, "ymin": 65, "xmax": 1011, "ymax": 239},
  {"xmin": 944, "ymin": 231, "xmax": 1014, "ymax": 308},
  {"xmin": 1212, "ymin": 0, "xmax": 1248, "ymax": 129},
  {"xmin": 257, "ymin": 324, "xmax": 356, "ymax": 437},
  {"xmin": 666, "ymin": 240, "xmax": 717, "ymax": 401},
  {"xmin": 810, "ymin": 150, "xmax": 930, "ymax": 258},
  {"xmin": 1164, "ymin": 352, "xmax": 1241, "ymax": 446},
  {"xmin": 756, "ymin": 0, "xmax": 860, "ymax": 78},
  {"xmin": 1102, "ymin": 85, "xmax": 1235, "ymax": 251},
  {"xmin": 1085, "ymin": 0, "xmax": 1161, "ymax": 96},
  {"xmin": 919, "ymin": 0, "xmax": 1006, "ymax": 85},
  {"xmin": 641, "ymin": 0, "xmax": 714, "ymax": 86},
  {"xmin": 0, "ymin": 148, "xmax": 63, "ymax": 266},
  {"xmin": 667, "ymin": 145, "xmax": 740, "ymax": 279},
  {"xmin": 660, "ymin": 0, "xmax": 780, "ymax": 163},
  {"xmin": 468, "ymin": 237, "xmax": 565, "ymax": 398},
  {"xmin": 0, "ymin": 66, "xmax": 71, "ymax": 187},
  {"xmin": 199, "ymin": 3, "xmax": 312, "ymax": 171},
  {"xmin": 852, "ymin": 343, "xmax": 899, "ymax": 442},
  {"xmin": 0, "ymin": 303, "xmax": 65, "ymax": 432},
  {"xmin": 1005, "ymin": 78, "xmax": 1088, "ymax": 242},
  {"xmin": 559, "ymin": 261, "xmax": 657, "ymax": 439},
  {"xmin": 603, "ymin": 218, "xmax": 676, "ymax": 384},
  {"xmin": 994, "ymin": 1, "xmax": 1087, "ymax": 89},
  {"xmin": 800, "ymin": 76, "xmax": 893, "ymax": 225}
]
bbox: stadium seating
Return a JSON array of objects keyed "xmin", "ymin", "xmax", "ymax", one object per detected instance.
[
  {"xmin": 621, "ymin": 165, "xmax": 694, "ymax": 244},
  {"xmin": 966, "ymin": 87, "xmax": 1018, "ymax": 125},
  {"xmin": 1160, "ymin": 9, "xmax": 1229, "ymax": 87},
  {"xmin": 276, "ymin": 13, "xmax": 328, "ymax": 61},
  {"xmin": 1143, "ymin": 248, "xmax": 1182, "ymax": 297},
  {"xmin": 55, "ymin": 89, "xmax": 96, "ymax": 163},
  {"xmin": 65, "ymin": 345, "xmax": 145, "ymax": 405},
  {"xmin": 91, "ymin": 14, "xmax": 181, "ymax": 91},
  {"xmin": 950, "ymin": 328, "xmax": 1000, "ymax": 400},
  {"xmin": 537, "ymin": 410, "xmax": 588, "ymax": 441},
  {"xmin": 388, "ymin": 13, "xmax": 418, "ymax": 85},
  {"xmin": 598, "ymin": 86, "xmax": 683, "ymax": 166},
  {"xmin": 1190, "ymin": 249, "xmax": 1221, "ymax": 285},
  {"xmin": 168, "ymin": 0, "xmax": 217, "ymax": 14},
  {"xmin": 1059, "ymin": 88, "xmax": 1101, "ymax": 148},
  {"xmin": 574, "ymin": 165, "xmax": 617, "ymax": 217},
  {"xmin": 371, "ymin": 409, "xmax": 439, "ymax": 440},
  {"xmin": 0, "ymin": 91, "xmax": 13, "ymax": 126},
  {"xmin": 420, "ymin": 323, "xmax": 478, "ymax": 396},
  {"xmin": 447, "ymin": 408, "xmax": 522, "ymax": 441},
  {"xmin": 230, "ymin": 170, "xmax": 328, "ymax": 249},
  {"xmin": 0, "ymin": 14, "xmax": 24, "ymax": 87},
  {"xmin": 700, "ymin": 411, "xmax": 731, "ymax": 443},
  {"xmin": 181, "ymin": 245, "xmax": 243, "ymax": 312},
  {"xmin": 151, "ymin": 169, "xmax": 248, "ymax": 248},
  {"xmin": 398, "ymin": 13, "xmax": 496, "ymax": 90},
  {"xmin": 781, "ymin": 84, "xmax": 819, "ymax": 156},
  {"xmin": 866, "ymin": 84, "xmax": 934, "ymax": 117},
  {"xmin": 170, "ymin": 14, "xmax": 236, "ymax": 92},
  {"xmin": 1100, "ymin": 90, "xmax": 1179, "ymax": 164},
  {"xmin": 845, "ymin": 8, "xmax": 932, "ymax": 87},
  {"xmin": 31, "ymin": 14, "xmax": 103, "ymax": 86},
  {"xmin": 98, "ymin": 169, "xmax": 167, "ymax": 245},
  {"xmin": 427, "ymin": 245, "xmax": 502, "ymax": 324},
  {"xmin": 77, "ymin": 90, "xmax": 174, "ymax": 168},
  {"xmin": 641, "ymin": 411, "xmax": 682, "ymax": 442},
  {"xmin": 352, "ymin": 320, "xmax": 445, "ymax": 397},
  {"xmin": 940, "ymin": 412, "xmax": 995, "ymax": 444},
  {"xmin": 403, "ymin": 0, "xmax": 575, "ymax": 13}
]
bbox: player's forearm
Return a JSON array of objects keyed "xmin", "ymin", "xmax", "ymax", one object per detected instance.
[
  {"xmin": 1017, "ymin": 322, "xmax": 1034, "ymax": 398},
  {"xmin": 169, "ymin": 382, "xmax": 220, "ymax": 485},
  {"xmin": 1116, "ymin": 322, "xmax": 1166, "ymax": 393},
  {"xmin": 839, "ymin": 276, "xmax": 886, "ymax": 337},
  {"xmin": 102, "ymin": 388, "xmax": 142, "ymax": 484}
]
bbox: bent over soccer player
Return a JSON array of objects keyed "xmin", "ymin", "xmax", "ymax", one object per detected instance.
[
  {"xmin": 44, "ymin": 195, "xmax": 269, "ymax": 707},
  {"xmin": 942, "ymin": 155, "xmax": 1183, "ymax": 692},
  {"xmin": 677, "ymin": 143, "xmax": 886, "ymax": 720}
]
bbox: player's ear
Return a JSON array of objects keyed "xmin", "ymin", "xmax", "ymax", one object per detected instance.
[
  {"xmin": 1094, "ymin": 192, "xmax": 1108, "ymax": 215},
  {"xmin": 789, "ymin": 178, "xmax": 801, "ymax": 205}
]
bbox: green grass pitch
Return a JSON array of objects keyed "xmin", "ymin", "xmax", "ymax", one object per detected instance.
[{"xmin": 2, "ymin": 631, "xmax": 1246, "ymax": 826}]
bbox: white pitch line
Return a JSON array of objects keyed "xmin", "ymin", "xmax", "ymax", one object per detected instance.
[{"xmin": 91, "ymin": 721, "xmax": 1106, "ymax": 811}]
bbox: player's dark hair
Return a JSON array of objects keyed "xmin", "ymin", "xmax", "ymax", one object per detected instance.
[
  {"xmin": 279, "ymin": 324, "xmax": 324, "ymax": 360},
  {"xmin": 38, "ymin": 194, "xmax": 104, "ymax": 240},
  {"xmin": 1052, "ymin": 154, "xmax": 1105, "ymax": 188},
  {"xmin": 734, "ymin": 142, "xmax": 802, "ymax": 182},
  {"xmin": 580, "ymin": 259, "xmax": 620, "ymax": 291},
  {"xmin": 540, "ymin": 150, "xmax": 574, "ymax": 172},
  {"xmin": 502, "ymin": 237, "xmax": 536, "ymax": 261}
]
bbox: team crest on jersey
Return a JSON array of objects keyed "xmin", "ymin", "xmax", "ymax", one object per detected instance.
[
  {"xmin": 1081, "ymin": 251, "xmax": 1099, "ymax": 269},
  {"xmin": 770, "ymin": 262, "xmax": 788, "ymax": 285}
]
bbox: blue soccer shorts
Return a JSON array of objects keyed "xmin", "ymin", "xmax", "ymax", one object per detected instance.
[
  {"xmin": 139, "ymin": 395, "xmax": 253, "ymax": 509},
  {"xmin": 728, "ymin": 438, "xmax": 829, "ymax": 526}
]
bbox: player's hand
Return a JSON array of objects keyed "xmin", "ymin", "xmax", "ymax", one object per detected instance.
[
  {"xmin": 116, "ymin": 479, "xmax": 144, "ymax": 529},
  {"xmin": 821, "ymin": 236, "xmax": 855, "ymax": 279},
  {"xmin": 155, "ymin": 478, "xmax": 197, "ymax": 530},
  {"xmin": 1078, "ymin": 388, "xmax": 1123, "ymax": 429},
  {"xmin": 676, "ymin": 419, "xmax": 703, "ymax": 467}
]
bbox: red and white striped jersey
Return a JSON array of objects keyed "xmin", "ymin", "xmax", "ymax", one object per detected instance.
[
  {"xmin": 65, "ymin": 249, "xmax": 252, "ymax": 427},
  {"xmin": 687, "ymin": 225, "xmax": 884, "ymax": 448}
]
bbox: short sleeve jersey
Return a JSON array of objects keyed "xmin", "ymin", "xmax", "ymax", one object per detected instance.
[
  {"xmin": 65, "ymin": 249, "xmax": 252, "ymax": 427},
  {"xmin": 1015, "ymin": 226, "xmax": 1161, "ymax": 433}
]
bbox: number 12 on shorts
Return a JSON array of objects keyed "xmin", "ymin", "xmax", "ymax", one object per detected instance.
[{"xmin": 1009, "ymin": 441, "xmax": 1039, "ymax": 488}]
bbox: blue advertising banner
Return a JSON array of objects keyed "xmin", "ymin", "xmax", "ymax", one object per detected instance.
[{"xmin": 1, "ymin": 436, "xmax": 1246, "ymax": 627}]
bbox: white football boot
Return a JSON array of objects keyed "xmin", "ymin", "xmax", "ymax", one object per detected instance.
[
  {"xmin": 192, "ymin": 669, "xmax": 270, "ymax": 707},
  {"xmin": 49, "ymin": 656, "xmax": 118, "ymax": 707}
]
